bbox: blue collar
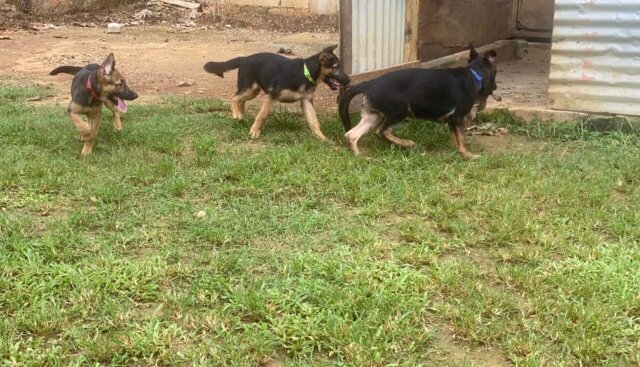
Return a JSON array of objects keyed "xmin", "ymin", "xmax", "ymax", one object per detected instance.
[{"xmin": 468, "ymin": 68, "xmax": 483, "ymax": 90}]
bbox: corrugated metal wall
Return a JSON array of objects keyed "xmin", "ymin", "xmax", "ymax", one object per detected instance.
[
  {"xmin": 549, "ymin": 0, "xmax": 640, "ymax": 116},
  {"xmin": 351, "ymin": 0, "xmax": 406, "ymax": 74}
]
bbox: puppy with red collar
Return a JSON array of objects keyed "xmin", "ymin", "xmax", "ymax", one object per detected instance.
[{"xmin": 50, "ymin": 53, "xmax": 138, "ymax": 156}]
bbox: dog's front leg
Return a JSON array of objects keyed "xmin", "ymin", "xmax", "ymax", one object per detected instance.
[
  {"xmin": 68, "ymin": 103, "xmax": 92, "ymax": 142},
  {"xmin": 300, "ymin": 98, "xmax": 327, "ymax": 141},
  {"xmin": 249, "ymin": 97, "xmax": 273, "ymax": 139},
  {"xmin": 68, "ymin": 112, "xmax": 91, "ymax": 143},
  {"xmin": 81, "ymin": 109, "xmax": 102, "ymax": 157},
  {"xmin": 448, "ymin": 120, "xmax": 479, "ymax": 159},
  {"xmin": 104, "ymin": 100, "xmax": 123, "ymax": 132}
]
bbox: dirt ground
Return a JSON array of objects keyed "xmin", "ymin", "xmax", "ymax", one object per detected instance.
[
  {"xmin": 487, "ymin": 44, "xmax": 551, "ymax": 113},
  {"xmin": 0, "ymin": 24, "xmax": 341, "ymax": 110}
]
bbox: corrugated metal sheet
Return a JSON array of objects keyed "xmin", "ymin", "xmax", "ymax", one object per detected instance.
[
  {"xmin": 351, "ymin": 0, "xmax": 405, "ymax": 74},
  {"xmin": 548, "ymin": 0, "xmax": 640, "ymax": 116}
]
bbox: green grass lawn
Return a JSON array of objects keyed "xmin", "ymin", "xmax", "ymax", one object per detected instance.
[{"xmin": 1, "ymin": 80, "xmax": 639, "ymax": 366}]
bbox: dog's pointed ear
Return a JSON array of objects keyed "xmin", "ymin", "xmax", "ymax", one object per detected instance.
[
  {"xmin": 320, "ymin": 45, "xmax": 337, "ymax": 64},
  {"xmin": 324, "ymin": 44, "xmax": 338, "ymax": 54},
  {"xmin": 484, "ymin": 50, "xmax": 497, "ymax": 64},
  {"xmin": 101, "ymin": 53, "xmax": 116, "ymax": 75},
  {"xmin": 469, "ymin": 43, "xmax": 479, "ymax": 62}
]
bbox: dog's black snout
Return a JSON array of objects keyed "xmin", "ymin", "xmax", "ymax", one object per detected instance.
[
  {"xmin": 122, "ymin": 88, "xmax": 138, "ymax": 100},
  {"xmin": 339, "ymin": 73, "xmax": 352, "ymax": 86}
]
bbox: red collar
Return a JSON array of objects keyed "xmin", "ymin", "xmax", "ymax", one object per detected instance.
[{"xmin": 86, "ymin": 76, "xmax": 100, "ymax": 99}]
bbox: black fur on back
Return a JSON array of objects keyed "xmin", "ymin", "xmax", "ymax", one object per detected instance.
[{"xmin": 204, "ymin": 53, "xmax": 317, "ymax": 99}]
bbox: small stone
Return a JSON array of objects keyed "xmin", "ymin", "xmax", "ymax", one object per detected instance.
[
  {"xmin": 176, "ymin": 80, "xmax": 194, "ymax": 87},
  {"xmin": 196, "ymin": 210, "xmax": 207, "ymax": 218},
  {"xmin": 107, "ymin": 22, "xmax": 123, "ymax": 34}
]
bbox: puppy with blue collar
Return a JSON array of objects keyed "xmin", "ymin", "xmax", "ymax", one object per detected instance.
[{"xmin": 339, "ymin": 44, "xmax": 498, "ymax": 159}]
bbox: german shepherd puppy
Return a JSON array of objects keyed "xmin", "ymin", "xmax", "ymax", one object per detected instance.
[
  {"xmin": 204, "ymin": 45, "xmax": 351, "ymax": 140},
  {"xmin": 339, "ymin": 44, "xmax": 498, "ymax": 158},
  {"xmin": 50, "ymin": 53, "xmax": 138, "ymax": 156}
]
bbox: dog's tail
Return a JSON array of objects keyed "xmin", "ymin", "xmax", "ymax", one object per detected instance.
[
  {"xmin": 338, "ymin": 82, "xmax": 370, "ymax": 131},
  {"xmin": 49, "ymin": 66, "xmax": 83, "ymax": 76},
  {"xmin": 203, "ymin": 57, "xmax": 244, "ymax": 78}
]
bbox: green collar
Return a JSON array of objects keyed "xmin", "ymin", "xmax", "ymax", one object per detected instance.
[{"xmin": 303, "ymin": 63, "xmax": 316, "ymax": 84}]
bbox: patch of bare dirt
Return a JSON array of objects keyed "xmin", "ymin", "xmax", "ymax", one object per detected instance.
[
  {"xmin": 0, "ymin": 24, "xmax": 341, "ymax": 110},
  {"xmin": 431, "ymin": 324, "xmax": 512, "ymax": 367},
  {"xmin": 0, "ymin": 2, "xmax": 338, "ymax": 33},
  {"xmin": 0, "ymin": 1, "xmax": 340, "ymax": 114},
  {"xmin": 470, "ymin": 134, "xmax": 549, "ymax": 154}
]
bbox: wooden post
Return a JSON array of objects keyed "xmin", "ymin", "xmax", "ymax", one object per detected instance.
[
  {"xmin": 339, "ymin": 0, "xmax": 352, "ymax": 75},
  {"xmin": 404, "ymin": 0, "xmax": 419, "ymax": 63}
]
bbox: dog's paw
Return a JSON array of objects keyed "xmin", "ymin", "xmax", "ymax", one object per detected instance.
[
  {"xmin": 249, "ymin": 129, "xmax": 261, "ymax": 139},
  {"xmin": 80, "ymin": 147, "xmax": 93, "ymax": 157},
  {"xmin": 404, "ymin": 140, "xmax": 417, "ymax": 148},
  {"xmin": 113, "ymin": 123, "xmax": 123, "ymax": 132}
]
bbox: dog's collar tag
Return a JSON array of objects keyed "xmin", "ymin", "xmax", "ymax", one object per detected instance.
[
  {"xmin": 469, "ymin": 68, "xmax": 483, "ymax": 90},
  {"xmin": 303, "ymin": 63, "xmax": 316, "ymax": 84}
]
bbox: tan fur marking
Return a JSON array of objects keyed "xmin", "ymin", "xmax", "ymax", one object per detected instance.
[
  {"xmin": 316, "ymin": 65, "xmax": 334, "ymax": 84},
  {"xmin": 104, "ymin": 100, "xmax": 122, "ymax": 132},
  {"xmin": 300, "ymin": 98, "xmax": 326, "ymax": 141},
  {"xmin": 451, "ymin": 125, "xmax": 479, "ymax": 159},
  {"xmin": 344, "ymin": 107, "xmax": 382, "ymax": 155},
  {"xmin": 378, "ymin": 126, "xmax": 416, "ymax": 148},
  {"xmin": 81, "ymin": 109, "xmax": 102, "ymax": 156},
  {"xmin": 249, "ymin": 97, "xmax": 274, "ymax": 139},
  {"xmin": 97, "ymin": 70, "xmax": 124, "ymax": 99},
  {"xmin": 68, "ymin": 112, "xmax": 91, "ymax": 142},
  {"xmin": 231, "ymin": 84, "xmax": 260, "ymax": 119}
]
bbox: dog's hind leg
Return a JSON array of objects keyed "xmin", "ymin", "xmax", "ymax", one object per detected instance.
[
  {"xmin": 376, "ymin": 119, "xmax": 416, "ymax": 148},
  {"xmin": 301, "ymin": 98, "xmax": 327, "ymax": 141},
  {"xmin": 232, "ymin": 72, "xmax": 260, "ymax": 120},
  {"xmin": 237, "ymin": 84, "xmax": 261, "ymax": 119},
  {"xmin": 249, "ymin": 96, "xmax": 274, "ymax": 139},
  {"xmin": 231, "ymin": 84, "xmax": 260, "ymax": 120},
  {"xmin": 448, "ymin": 120, "xmax": 479, "ymax": 159},
  {"xmin": 104, "ymin": 100, "xmax": 122, "ymax": 132},
  {"xmin": 344, "ymin": 110, "xmax": 382, "ymax": 155},
  {"xmin": 81, "ymin": 109, "xmax": 102, "ymax": 157}
]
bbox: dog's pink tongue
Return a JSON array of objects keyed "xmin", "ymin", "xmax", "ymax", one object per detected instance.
[{"xmin": 117, "ymin": 98, "xmax": 128, "ymax": 113}]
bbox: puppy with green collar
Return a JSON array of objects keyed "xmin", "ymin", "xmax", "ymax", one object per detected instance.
[{"xmin": 204, "ymin": 45, "xmax": 351, "ymax": 141}]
